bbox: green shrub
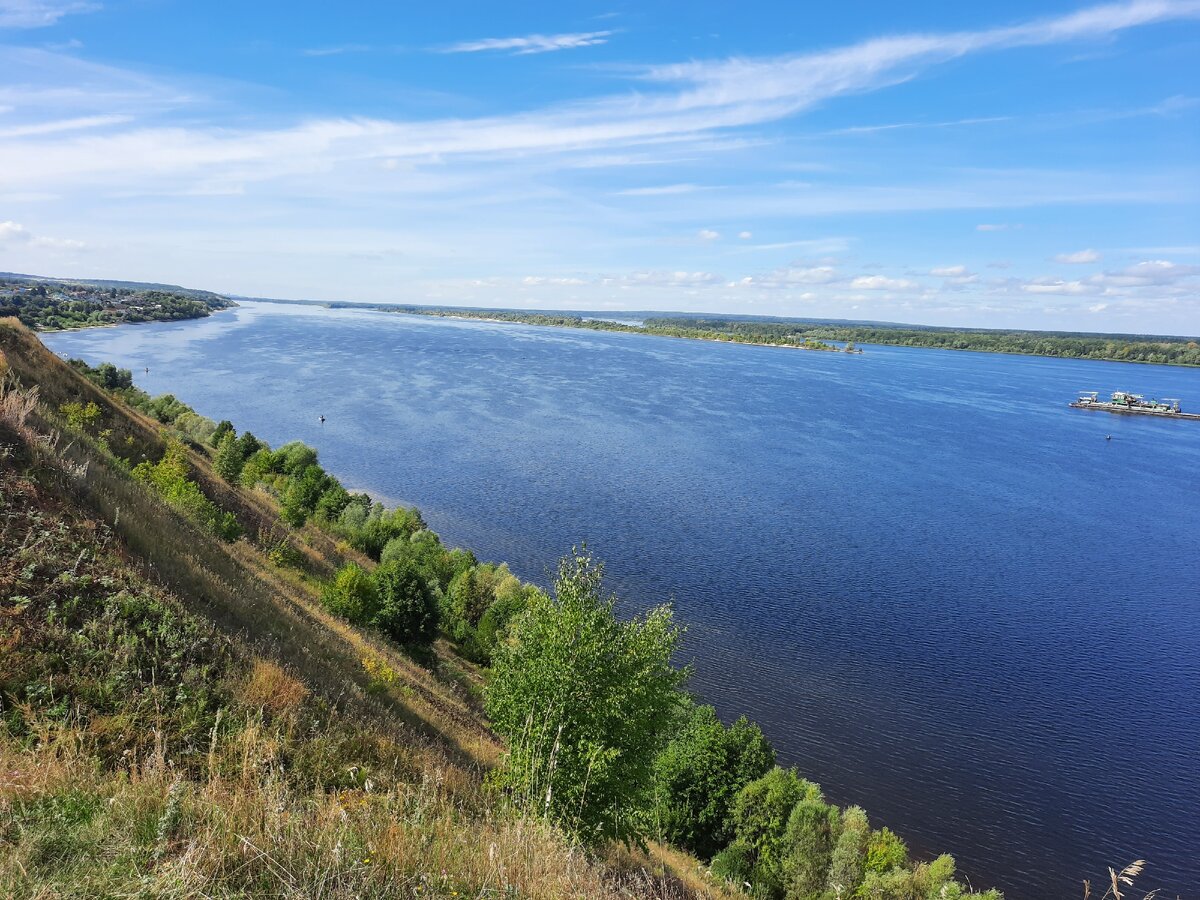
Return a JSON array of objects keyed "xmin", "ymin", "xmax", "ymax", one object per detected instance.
[
  {"xmin": 653, "ymin": 701, "xmax": 775, "ymax": 860},
  {"xmin": 728, "ymin": 768, "xmax": 820, "ymax": 898},
  {"xmin": 372, "ymin": 557, "xmax": 438, "ymax": 646},
  {"xmin": 213, "ymin": 432, "xmax": 244, "ymax": 483},
  {"xmin": 132, "ymin": 437, "xmax": 241, "ymax": 541},
  {"xmin": 321, "ymin": 563, "xmax": 380, "ymax": 624},
  {"xmin": 826, "ymin": 806, "xmax": 869, "ymax": 897}
]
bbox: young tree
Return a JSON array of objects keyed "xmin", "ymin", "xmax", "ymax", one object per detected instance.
[
  {"xmin": 213, "ymin": 432, "xmax": 244, "ymax": 483},
  {"xmin": 718, "ymin": 768, "xmax": 819, "ymax": 898},
  {"xmin": 484, "ymin": 549, "xmax": 685, "ymax": 846},
  {"xmin": 210, "ymin": 419, "xmax": 234, "ymax": 447},
  {"xmin": 373, "ymin": 557, "xmax": 438, "ymax": 646},
  {"xmin": 825, "ymin": 806, "xmax": 870, "ymax": 898},
  {"xmin": 474, "ymin": 584, "xmax": 539, "ymax": 663},
  {"xmin": 783, "ymin": 789, "xmax": 841, "ymax": 900}
]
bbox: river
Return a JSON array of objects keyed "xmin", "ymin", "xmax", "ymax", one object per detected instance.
[{"xmin": 44, "ymin": 301, "xmax": 1200, "ymax": 898}]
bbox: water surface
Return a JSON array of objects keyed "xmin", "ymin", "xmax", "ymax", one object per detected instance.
[{"xmin": 46, "ymin": 302, "xmax": 1200, "ymax": 898}]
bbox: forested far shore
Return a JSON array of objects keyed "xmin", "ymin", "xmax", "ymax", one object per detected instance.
[
  {"xmin": 364, "ymin": 304, "xmax": 1200, "ymax": 366},
  {"xmin": 5, "ymin": 270, "xmax": 1195, "ymax": 364},
  {"xmin": 644, "ymin": 317, "xmax": 1200, "ymax": 366}
]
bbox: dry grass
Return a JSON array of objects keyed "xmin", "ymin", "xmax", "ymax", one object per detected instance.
[
  {"xmin": 238, "ymin": 659, "xmax": 311, "ymax": 718},
  {"xmin": 0, "ymin": 730, "xmax": 643, "ymax": 899},
  {"xmin": 1083, "ymin": 859, "xmax": 1161, "ymax": 900}
]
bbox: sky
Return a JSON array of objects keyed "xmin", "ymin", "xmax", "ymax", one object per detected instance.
[{"xmin": 0, "ymin": 0, "xmax": 1198, "ymax": 333}]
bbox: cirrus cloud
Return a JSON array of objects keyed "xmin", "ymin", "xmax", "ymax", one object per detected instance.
[
  {"xmin": 0, "ymin": 0, "xmax": 97, "ymax": 29},
  {"xmin": 441, "ymin": 30, "xmax": 612, "ymax": 56}
]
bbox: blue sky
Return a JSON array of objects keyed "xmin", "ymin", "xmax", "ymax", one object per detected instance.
[{"xmin": 1, "ymin": 1, "xmax": 1197, "ymax": 332}]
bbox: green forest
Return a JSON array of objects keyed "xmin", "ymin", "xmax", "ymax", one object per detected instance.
[{"xmin": 643, "ymin": 318, "xmax": 1200, "ymax": 366}]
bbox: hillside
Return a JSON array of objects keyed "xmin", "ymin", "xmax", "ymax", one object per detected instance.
[{"xmin": 0, "ymin": 318, "xmax": 732, "ymax": 898}]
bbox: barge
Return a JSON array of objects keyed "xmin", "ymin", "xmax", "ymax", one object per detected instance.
[{"xmin": 1070, "ymin": 391, "xmax": 1200, "ymax": 420}]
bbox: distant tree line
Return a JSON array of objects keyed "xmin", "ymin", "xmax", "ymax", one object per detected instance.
[
  {"xmin": 373, "ymin": 305, "xmax": 1199, "ymax": 366},
  {"xmin": 643, "ymin": 317, "xmax": 1200, "ymax": 366}
]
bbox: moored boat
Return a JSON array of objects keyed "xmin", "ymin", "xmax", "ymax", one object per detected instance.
[{"xmin": 1069, "ymin": 391, "xmax": 1200, "ymax": 420}]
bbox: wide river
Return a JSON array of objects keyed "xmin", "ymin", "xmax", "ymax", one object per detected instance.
[{"xmin": 46, "ymin": 302, "xmax": 1200, "ymax": 898}]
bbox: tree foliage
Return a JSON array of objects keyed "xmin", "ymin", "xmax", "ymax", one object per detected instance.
[
  {"xmin": 373, "ymin": 557, "xmax": 439, "ymax": 647},
  {"xmin": 484, "ymin": 550, "xmax": 685, "ymax": 846},
  {"xmin": 653, "ymin": 701, "xmax": 775, "ymax": 860}
]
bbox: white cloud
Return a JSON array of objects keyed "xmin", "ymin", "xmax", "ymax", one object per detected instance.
[
  {"xmin": 6, "ymin": 114, "xmax": 132, "ymax": 137},
  {"xmin": 5, "ymin": 2, "xmax": 1197, "ymax": 195},
  {"xmin": 442, "ymin": 31, "xmax": 612, "ymax": 55},
  {"xmin": 698, "ymin": 229, "xmax": 721, "ymax": 241},
  {"xmin": 826, "ymin": 115, "xmax": 1012, "ymax": 135},
  {"xmin": 851, "ymin": 275, "xmax": 917, "ymax": 290},
  {"xmin": 976, "ymin": 223, "xmax": 1023, "ymax": 231},
  {"xmin": 1054, "ymin": 248, "xmax": 1101, "ymax": 263},
  {"xmin": 0, "ymin": 220, "xmax": 30, "ymax": 241},
  {"xmin": 0, "ymin": 0, "xmax": 97, "ymax": 28},
  {"xmin": 738, "ymin": 231, "xmax": 753, "ymax": 239},
  {"xmin": 0, "ymin": 218, "xmax": 85, "ymax": 249},
  {"xmin": 733, "ymin": 266, "xmax": 838, "ymax": 289},
  {"xmin": 1089, "ymin": 303, "xmax": 1109, "ymax": 312},
  {"xmin": 1090, "ymin": 258, "xmax": 1200, "ymax": 287},
  {"xmin": 616, "ymin": 183, "xmax": 704, "ymax": 196},
  {"xmin": 733, "ymin": 237, "xmax": 850, "ymax": 255},
  {"xmin": 931, "ymin": 264, "xmax": 968, "ymax": 276},
  {"xmin": 1021, "ymin": 279, "xmax": 1088, "ymax": 294},
  {"xmin": 617, "ymin": 270, "xmax": 724, "ymax": 286},
  {"xmin": 522, "ymin": 275, "xmax": 585, "ymax": 286},
  {"xmin": 303, "ymin": 45, "xmax": 371, "ymax": 57}
]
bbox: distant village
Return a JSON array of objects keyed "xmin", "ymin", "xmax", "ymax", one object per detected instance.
[{"xmin": 0, "ymin": 277, "xmax": 234, "ymax": 331}]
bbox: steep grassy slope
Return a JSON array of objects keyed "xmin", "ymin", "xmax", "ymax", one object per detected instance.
[{"xmin": 0, "ymin": 318, "xmax": 737, "ymax": 899}]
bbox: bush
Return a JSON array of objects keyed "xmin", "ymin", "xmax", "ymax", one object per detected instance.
[
  {"xmin": 210, "ymin": 419, "xmax": 234, "ymax": 447},
  {"xmin": 825, "ymin": 806, "xmax": 869, "ymax": 897},
  {"xmin": 213, "ymin": 432, "xmax": 244, "ymax": 483},
  {"xmin": 782, "ymin": 789, "xmax": 840, "ymax": 899},
  {"xmin": 711, "ymin": 842, "xmax": 755, "ymax": 890},
  {"xmin": 373, "ymin": 558, "xmax": 438, "ymax": 646},
  {"xmin": 59, "ymin": 400, "xmax": 101, "ymax": 432},
  {"xmin": 727, "ymin": 768, "xmax": 819, "ymax": 898},
  {"xmin": 475, "ymin": 586, "xmax": 532, "ymax": 648},
  {"xmin": 653, "ymin": 701, "xmax": 775, "ymax": 860},
  {"xmin": 132, "ymin": 438, "xmax": 241, "ymax": 541},
  {"xmin": 321, "ymin": 563, "xmax": 380, "ymax": 624}
]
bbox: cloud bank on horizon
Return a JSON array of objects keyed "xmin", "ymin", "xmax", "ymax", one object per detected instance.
[{"xmin": 0, "ymin": 0, "xmax": 1197, "ymax": 332}]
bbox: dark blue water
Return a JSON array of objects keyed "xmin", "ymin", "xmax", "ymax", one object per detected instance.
[{"xmin": 45, "ymin": 302, "xmax": 1200, "ymax": 899}]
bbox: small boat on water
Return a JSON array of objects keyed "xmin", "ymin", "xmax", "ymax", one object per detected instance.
[{"xmin": 1070, "ymin": 391, "xmax": 1200, "ymax": 420}]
